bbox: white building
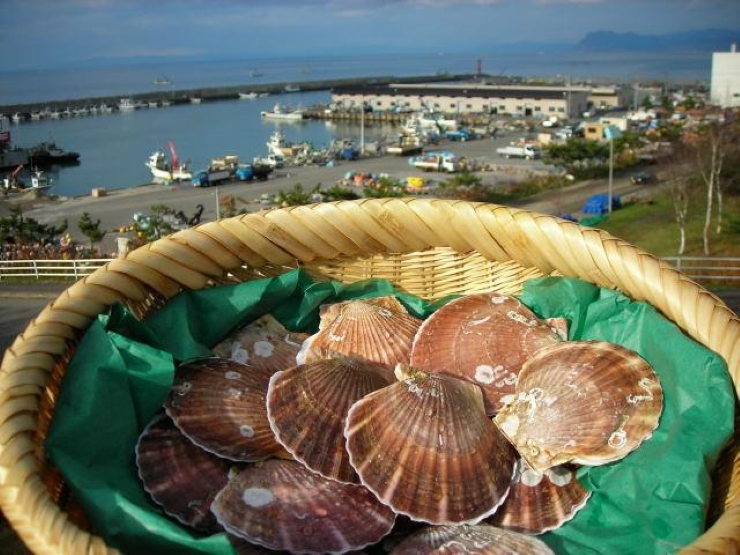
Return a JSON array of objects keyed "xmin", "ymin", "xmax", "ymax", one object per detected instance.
[
  {"xmin": 332, "ymin": 83, "xmax": 590, "ymax": 120},
  {"xmin": 711, "ymin": 43, "xmax": 740, "ymax": 108}
]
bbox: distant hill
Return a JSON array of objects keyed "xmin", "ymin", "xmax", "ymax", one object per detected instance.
[{"xmin": 574, "ymin": 29, "xmax": 740, "ymax": 52}]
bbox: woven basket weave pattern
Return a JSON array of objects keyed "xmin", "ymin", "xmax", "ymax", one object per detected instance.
[{"xmin": 0, "ymin": 198, "xmax": 738, "ymax": 554}]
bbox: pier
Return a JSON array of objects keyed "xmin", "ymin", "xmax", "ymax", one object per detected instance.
[{"xmin": 0, "ymin": 74, "xmax": 473, "ymax": 116}]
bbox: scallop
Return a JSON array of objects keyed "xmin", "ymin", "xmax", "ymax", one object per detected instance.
[
  {"xmin": 212, "ymin": 314, "xmax": 309, "ymax": 379},
  {"xmin": 494, "ymin": 340, "xmax": 663, "ymax": 472},
  {"xmin": 410, "ymin": 292, "xmax": 562, "ymax": 415},
  {"xmin": 297, "ymin": 296, "xmax": 422, "ymax": 366},
  {"xmin": 164, "ymin": 357, "xmax": 284, "ymax": 462},
  {"xmin": 485, "ymin": 459, "xmax": 591, "ymax": 534},
  {"xmin": 267, "ymin": 356, "xmax": 396, "ymax": 483},
  {"xmin": 211, "ymin": 458, "xmax": 396, "ymax": 554},
  {"xmin": 135, "ymin": 412, "xmax": 232, "ymax": 533},
  {"xmin": 389, "ymin": 523, "xmax": 555, "ymax": 554},
  {"xmin": 345, "ymin": 367, "xmax": 517, "ymax": 525}
]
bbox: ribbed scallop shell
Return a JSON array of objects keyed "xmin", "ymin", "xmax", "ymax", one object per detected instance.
[
  {"xmin": 345, "ymin": 368, "xmax": 517, "ymax": 525},
  {"xmin": 267, "ymin": 357, "xmax": 396, "ymax": 484},
  {"xmin": 212, "ymin": 314, "xmax": 309, "ymax": 379},
  {"xmin": 410, "ymin": 292, "xmax": 562, "ymax": 415},
  {"xmin": 164, "ymin": 357, "xmax": 284, "ymax": 462},
  {"xmin": 211, "ymin": 459, "xmax": 396, "ymax": 554},
  {"xmin": 389, "ymin": 523, "xmax": 555, "ymax": 554},
  {"xmin": 485, "ymin": 459, "xmax": 591, "ymax": 534},
  {"xmin": 494, "ymin": 340, "xmax": 663, "ymax": 472},
  {"xmin": 135, "ymin": 412, "xmax": 231, "ymax": 533},
  {"xmin": 297, "ymin": 296, "xmax": 422, "ymax": 366}
]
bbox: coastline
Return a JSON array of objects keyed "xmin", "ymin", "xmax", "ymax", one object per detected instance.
[{"xmin": 4, "ymin": 137, "xmax": 646, "ymax": 257}]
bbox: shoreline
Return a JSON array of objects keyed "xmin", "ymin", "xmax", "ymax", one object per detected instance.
[{"xmin": 3, "ymin": 136, "xmax": 646, "ymax": 257}]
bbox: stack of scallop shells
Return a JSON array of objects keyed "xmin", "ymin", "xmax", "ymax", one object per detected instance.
[{"xmin": 135, "ymin": 292, "xmax": 664, "ymax": 554}]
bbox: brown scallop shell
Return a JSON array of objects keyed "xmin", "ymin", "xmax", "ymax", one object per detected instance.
[
  {"xmin": 211, "ymin": 458, "xmax": 396, "ymax": 554},
  {"xmin": 345, "ymin": 367, "xmax": 517, "ymax": 525},
  {"xmin": 485, "ymin": 459, "xmax": 591, "ymax": 534},
  {"xmin": 410, "ymin": 292, "xmax": 562, "ymax": 415},
  {"xmin": 297, "ymin": 296, "xmax": 422, "ymax": 366},
  {"xmin": 494, "ymin": 340, "xmax": 663, "ymax": 472},
  {"xmin": 267, "ymin": 356, "xmax": 396, "ymax": 484},
  {"xmin": 164, "ymin": 357, "xmax": 284, "ymax": 462},
  {"xmin": 212, "ymin": 314, "xmax": 309, "ymax": 379},
  {"xmin": 389, "ymin": 523, "xmax": 555, "ymax": 554},
  {"xmin": 135, "ymin": 412, "xmax": 231, "ymax": 533}
]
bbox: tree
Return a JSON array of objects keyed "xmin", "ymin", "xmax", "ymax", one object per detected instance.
[
  {"xmin": 0, "ymin": 205, "xmax": 67, "ymax": 245},
  {"xmin": 77, "ymin": 212, "xmax": 105, "ymax": 250},
  {"xmin": 660, "ymin": 140, "xmax": 700, "ymax": 255},
  {"xmin": 692, "ymin": 121, "xmax": 735, "ymax": 254}
]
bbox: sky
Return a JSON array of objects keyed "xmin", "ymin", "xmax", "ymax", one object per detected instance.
[{"xmin": 0, "ymin": 0, "xmax": 738, "ymax": 71}]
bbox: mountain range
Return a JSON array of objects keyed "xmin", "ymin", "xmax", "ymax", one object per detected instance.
[{"xmin": 574, "ymin": 28, "xmax": 739, "ymax": 52}]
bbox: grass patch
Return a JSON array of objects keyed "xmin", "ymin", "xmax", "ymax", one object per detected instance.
[{"xmin": 590, "ymin": 188, "xmax": 740, "ymax": 258}]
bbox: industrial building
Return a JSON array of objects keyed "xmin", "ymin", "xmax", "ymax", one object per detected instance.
[
  {"xmin": 331, "ymin": 82, "xmax": 620, "ymax": 120},
  {"xmin": 711, "ymin": 43, "xmax": 740, "ymax": 108}
]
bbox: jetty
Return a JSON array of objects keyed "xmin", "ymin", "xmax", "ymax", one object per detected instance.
[{"xmin": 0, "ymin": 74, "xmax": 473, "ymax": 116}]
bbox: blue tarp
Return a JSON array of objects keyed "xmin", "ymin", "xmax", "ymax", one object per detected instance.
[{"xmin": 582, "ymin": 194, "xmax": 621, "ymax": 215}]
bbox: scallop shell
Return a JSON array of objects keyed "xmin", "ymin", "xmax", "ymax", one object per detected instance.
[
  {"xmin": 389, "ymin": 523, "xmax": 555, "ymax": 554},
  {"xmin": 494, "ymin": 340, "xmax": 663, "ymax": 472},
  {"xmin": 297, "ymin": 296, "xmax": 422, "ymax": 366},
  {"xmin": 164, "ymin": 357, "xmax": 284, "ymax": 462},
  {"xmin": 485, "ymin": 459, "xmax": 591, "ymax": 534},
  {"xmin": 267, "ymin": 356, "xmax": 396, "ymax": 484},
  {"xmin": 211, "ymin": 458, "xmax": 396, "ymax": 554},
  {"xmin": 135, "ymin": 412, "xmax": 231, "ymax": 533},
  {"xmin": 345, "ymin": 367, "xmax": 517, "ymax": 525},
  {"xmin": 212, "ymin": 314, "xmax": 309, "ymax": 379},
  {"xmin": 410, "ymin": 292, "xmax": 562, "ymax": 415}
]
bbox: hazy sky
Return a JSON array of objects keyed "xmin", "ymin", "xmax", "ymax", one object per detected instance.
[{"xmin": 0, "ymin": 0, "xmax": 738, "ymax": 70}]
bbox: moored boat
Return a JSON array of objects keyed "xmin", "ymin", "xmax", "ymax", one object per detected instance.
[
  {"xmin": 145, "ymin": 147, "xmax": 192, "ymax": 182},
  {"xmin": 260, "ymin": 103, "xmax": 304, "ymax": 121}
]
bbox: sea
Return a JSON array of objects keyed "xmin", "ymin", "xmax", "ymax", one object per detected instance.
[{"xmin": 1, "ymin": 51, "xmax": 712, "ymax": 197}]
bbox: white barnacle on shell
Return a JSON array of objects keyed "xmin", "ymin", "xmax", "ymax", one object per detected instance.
[{"xmin": 253, "ymin": 340, "xmax": 275, "ymax": 358}]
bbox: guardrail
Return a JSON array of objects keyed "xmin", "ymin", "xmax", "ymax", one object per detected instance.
[
  {"xmin": 0, "ymin": 258, "xmax": 739, "ymax": 283},
  {"xmin": 0, "ymin": 259, "xmax": 112, "ymax": 281},
  {"xmin": 663, "ymin": 257, "xmax": 740, "ymax": 283}
]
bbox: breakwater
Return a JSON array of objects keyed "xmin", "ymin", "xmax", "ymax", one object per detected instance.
[{"xmin": 1, "ymin": 74, "xmax": 473, "ymax": 115}]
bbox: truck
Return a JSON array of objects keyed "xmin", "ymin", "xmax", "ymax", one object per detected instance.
[
  {"xmin": 191, "ymin": 155, "xmax": 239, "ymax": 187},
  {"xmin": 495, "ymin": 144, "xmax": 541, "ymax": 160},
  {"xmin": 409, "ymin": 151, "xmax": 459, "ymax": 173}
]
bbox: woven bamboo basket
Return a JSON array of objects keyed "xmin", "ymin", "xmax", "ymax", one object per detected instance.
[{"xmin": 0, "ymin": 198, "xmax": 738, "ymax": 554}]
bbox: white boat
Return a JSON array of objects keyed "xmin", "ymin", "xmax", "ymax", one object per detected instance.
[
  {"xmin": 30, "ymin": 169, "xmax": 53, "ymax": 190},
  {"xmin": 145, "ymin": 150, "xmax": 192, "ymax": 182},
  {"xmin": 238, "ymin": 92, "xmax": 258, "ymax": 100},
  {"xmin": 260, "ymin": 103, "xmax": 304, "ymax": 121},
  {"xmin": 118, "ymin": 98, "xmax": 140, "ymax": 112},
  {"xmin": 417, "ymin": 111, "xmax": 459, "ymax": 132},
  {"xmin": 190, "ymin": 97, "xmax": 202, "ymax": 104}
]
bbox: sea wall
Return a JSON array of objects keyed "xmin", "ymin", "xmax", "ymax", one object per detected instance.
[{"xmin": 0, "ymin": 74, "xmax": 473, "ymax": 114}]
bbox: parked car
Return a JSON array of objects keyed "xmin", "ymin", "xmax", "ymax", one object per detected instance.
[{"xmin": 631, "ymin": 171, "xmax": 655, "ymax": 185}]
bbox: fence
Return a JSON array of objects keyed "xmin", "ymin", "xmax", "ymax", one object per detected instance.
[
  {"xmin": 1, "ymin": 258, "xmax": 740, "ymax": 284},
  {"xmin": 662, "ymin": 257, "xmax": 740, "ymax": 283},
  {"xmin": 0, "ymin": 259, "xmax": 112, "ymax": 281}
]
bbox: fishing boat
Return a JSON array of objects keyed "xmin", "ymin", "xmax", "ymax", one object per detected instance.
[
  {"xmin": 238, "ymin": 92, "xmax": 258, "ymax": 100},
  {"xmin": 29, "ymin": 169, "xmax": 53, "ymax": 190},
  {"xmin": 28, "ymin": 142, "xmax": 80, "ymax": 166},
  {"xmin": 260, "ymin": 103, "xmax": 304, "ymax": 121},
  {"xmin": 145, "ymin": 143, "xmax": 192, "ymax": 182},
  {"xmin": 118, "ymin": 98, "xmax": 140, "ymax": 112}
]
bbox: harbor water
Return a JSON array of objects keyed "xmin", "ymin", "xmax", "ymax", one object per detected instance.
[{"xmin": 1, "ymin": 51, "xmax": 712, "ymax": 197}]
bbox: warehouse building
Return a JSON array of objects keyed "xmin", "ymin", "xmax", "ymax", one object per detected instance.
[{"xmin": 332, "ymin": 83, "xmax": 592, "ymax": 120}]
